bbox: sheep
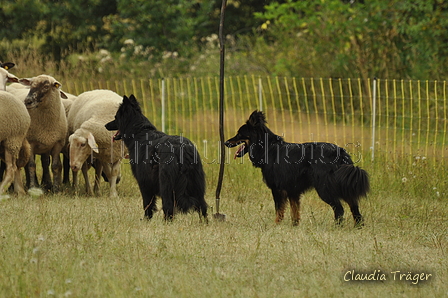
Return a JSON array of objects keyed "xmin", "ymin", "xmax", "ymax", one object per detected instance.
[
  {"xmin": 67, "ymin": 89, "xmax": 125, "ymax": 197},
  {"xmin": 0, "ymin": 67, "xmax": 31, "ymax": 195},
  {"xmin": 8, "ymin": 78, "xmax": 78, "ymax": 189},
  {"xmin": 19, "ymin": 75, "xmax": 68, "ymax": 193}
]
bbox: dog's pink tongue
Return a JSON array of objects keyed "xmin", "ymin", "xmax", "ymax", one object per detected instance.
[
  {"xmin": 234, "ymin": 144, "xmax": 245, "ymax": 159},
  {"xmin": 112, "ymin": 130, "xmax": 120, "ymax": 142}
]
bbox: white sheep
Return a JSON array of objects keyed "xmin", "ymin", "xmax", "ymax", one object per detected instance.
[
  {"xmin": 67, "ymin": 89, "xmax": 124, "ymax": 197},
  {"xmin": 0, "ymin": 68, "xmax": 31, "ymax": 195},
  {"xmin": 19, "ymin": 75, "xmax": 68, "ymax": 193}
]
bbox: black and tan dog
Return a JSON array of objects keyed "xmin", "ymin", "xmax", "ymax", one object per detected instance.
[
  {"xmin": 105, "ymin": 95, "xmax": 208, "ymax": 222},
  {"xmin": 225, "ymin": 110, "xmax": 369, "ymax": 227}
]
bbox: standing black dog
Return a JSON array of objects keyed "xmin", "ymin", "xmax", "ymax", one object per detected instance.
[
  {"xmin": 225, "ymin": 110, "xmax": 369, "ymax": 227},
  {"xmin": 105, "ymin": 95, "xmax": 208, "ymax": 222}
]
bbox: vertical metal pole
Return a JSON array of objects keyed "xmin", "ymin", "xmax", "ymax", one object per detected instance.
[
  {"xmin": 371, "ymin": 77, "xmax": 377, "ymax": 161},
  {"xmin": 259, "ymin": 77, "xmax": 263, "ymax": 111},
  {"xmin": 215, "ymin": 0, "xmax": 227, "ymax": 216},
  {"xmin": 161, "ymin": 78, "xmax": 165, "ymax": 133}
]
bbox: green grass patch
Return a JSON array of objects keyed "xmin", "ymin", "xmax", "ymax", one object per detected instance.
[{"xmin": 0, "ymin": 154, "xmax": 446, "ymax": 297}]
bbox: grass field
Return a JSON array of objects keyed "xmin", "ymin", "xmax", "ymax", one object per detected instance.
[{"xmin": 0, "ymin": 152, "xmax": 446, "ymax": 297}]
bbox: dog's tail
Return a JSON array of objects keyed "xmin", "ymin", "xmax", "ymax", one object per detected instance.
[
  {"xmin": 166, "ymin": 162, "xmax": 207, "ymax": 218},
  {"xmin": 334, "ymin": 164, "xmax": 370, "ymax": 202}
]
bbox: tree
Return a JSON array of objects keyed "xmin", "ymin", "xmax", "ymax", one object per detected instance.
[
  {"xmin": 0, "ymin": 0, "xmax": 45, "ymax": 40},
  {"xmin": 256, "ymin": 0, "xmax": 448, "ymax": 79}
]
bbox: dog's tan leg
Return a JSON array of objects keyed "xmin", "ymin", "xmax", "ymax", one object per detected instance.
[
  {"xmin": 275, "ymin": 204, "xmax": 286, "ymax": 223},
  {"xmin": 289, "ymin": 198, "xmax": 301, "ymax": 226},
  {"xmin": 273, "ymin": 190, "xmax": 288, "ymax": 223}
]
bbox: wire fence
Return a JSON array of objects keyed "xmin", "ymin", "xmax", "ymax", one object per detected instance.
[{"xmin": 64, "ymin": 76, "xmax": 448, "ymax": 166}]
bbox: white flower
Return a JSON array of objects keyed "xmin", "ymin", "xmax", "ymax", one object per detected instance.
[
  {"xmin": 124, "ymin": 39, "xmax": 134, "ymax": 45},
  {"xmin": 99, "ymin": 49, "xmax": 110, "ymax": 56},
  {"xmin": 402, "ymin": 177, "xmax": 408, "ymax": 183},
  {"xmin": 162, "ymin": 51, "xmax": 172, "ymax": 59},
  {"xmin": 101, "ymin": 56, "xmax": 112, "ymax": 63}
]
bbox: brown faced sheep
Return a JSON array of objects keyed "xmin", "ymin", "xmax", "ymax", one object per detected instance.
[
  {"xmin": 8, "ymin": 79, "xmax": 78, "ymax": 189},
  {"xmin": 67, "ymin": 89, "xmax": 125, "ymax": 197},
  {"xmin": 20, "ymin": 75, "xmax": 68, "ymax": 193},
  {"xmin": 0, "ymin": 68, "xmax": 31, "ymax": 195}
]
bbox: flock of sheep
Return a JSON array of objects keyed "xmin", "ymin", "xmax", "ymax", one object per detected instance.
[{"xmin": 0, "ymin": 62, "xmax": 125, "ymax": 198}]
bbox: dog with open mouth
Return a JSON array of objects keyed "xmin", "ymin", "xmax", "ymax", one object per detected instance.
[{"xmin": 225, "ymin": 110, "xmax": 370, "ymax": 227}]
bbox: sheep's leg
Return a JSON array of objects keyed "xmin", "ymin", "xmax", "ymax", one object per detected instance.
[
  {"xmin": 0, "ymin": 151, "xmax": 16, "ymax": 194},
  {"xmin": 40, "ymin": 153, "xmax": 52, "ymax": 191},
  {"xmin": 13, "ymin": 167, "xmax": 26, "ymax": 196},
  {"xmin": 102, "ymin": 161, "xmax": 120, "ymax": 198},
  {"xmin": 93, "ymin": 160, "xmax": 103, "ymax": 196},
  {"xmin": 50, "ymin": 145, "xmax": 63, "ymax": 193},
  {"xmin": 109, "ymin": 161, "xmax": 121, "ymax": 198},
  {"xmin": 72, "ymin": 170, "xmax": 78, "ymax": 189},
  {"xmin": 26, "ymin": 153, "xmax": 39, "ymax": 189},
  {"xmin": 81, "ymin": 162, "xmax": 92, "ymax": 195},
  {"xmin": 62, "ymin": 154, "xmax": 71, "ymax": 185},
  {"xmin": 0, "ymin": 161, "xmax": 5, "ymax": 180}
]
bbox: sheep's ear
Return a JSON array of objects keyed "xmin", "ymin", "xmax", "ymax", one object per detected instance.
[
  {"xmin": 6, "ymin": 73, "xmax": 19, "ymax": 83},
  {"xmin": 87, "ymin": 133, "xmax": 99, "ymax": 153},
  {"xmin": 59, "ymin": 91, "xmax": 68, "ymax": 99},
  {"xmin": 0, "ymin": 62, "xmax": 15, "ymax": 70},
  {"xmin": 19, "ymin": 78, "xmax": 32, "ymax": 86}
]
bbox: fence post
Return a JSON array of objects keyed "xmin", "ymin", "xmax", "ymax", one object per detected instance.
[
  {"xmin": 371, "ymin": 77, "xmax": 377, "ymax": 161},
  {"xmin": 259, "ymin": 77, "xmax": 263, "ymax": 111},
  {"xmin": 161, "ymin": 78, "xmax": 165, "ymax": 133}
]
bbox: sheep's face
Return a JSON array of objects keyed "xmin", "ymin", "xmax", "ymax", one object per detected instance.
[
  {"xmin": 69, "ymin": 133, "xmax": 99, "ymax": 172},
  {"xmin": 21, "ymin": 76, "xmax": 62, "ymax": 109}
]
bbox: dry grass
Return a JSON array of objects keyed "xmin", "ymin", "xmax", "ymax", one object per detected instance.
[{"xmin": 0, "ymin": 154, "xmax": 446, "ymax": 297}]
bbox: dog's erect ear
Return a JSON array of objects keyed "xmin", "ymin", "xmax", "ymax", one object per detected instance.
[
  {"xmin": 247, "ymin": 110, "xmax": 266, "ymax": 126},
  {"xmin": 128, "ymin": 94, "xmax": 142, "ymax": 111},
  {"xmin": 129, "ymin": 94, "xmax": 138, "ymax": 103}
]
